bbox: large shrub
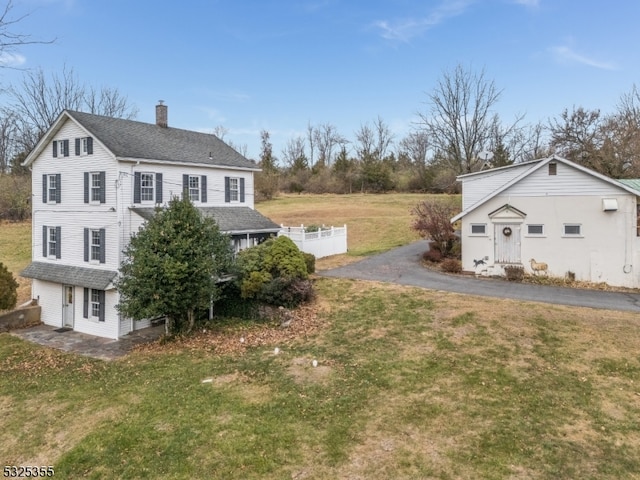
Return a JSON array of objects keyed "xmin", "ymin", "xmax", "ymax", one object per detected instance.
[
  {"xmin": 412, "ymin": 197, "xmax": 461, "ymax": 258},
  {"xmin": 236, "ymin": 236, "xmax": 313, "ymax": 308},
  {"xmin": 0, "ymin": 262, "xmax": 18, "ymax": 310}
]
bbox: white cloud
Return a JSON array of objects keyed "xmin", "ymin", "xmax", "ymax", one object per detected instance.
[
  {"xmin": 0, "ymin": 52, "xmax": 26, "ymax": 67},
  {"xmin": 374, "ymin": 0, "xmax": 474, "ymax": 42},
  {"xmin": 550, "ymin": 45, "xmax": 617, "ymax": 70}
]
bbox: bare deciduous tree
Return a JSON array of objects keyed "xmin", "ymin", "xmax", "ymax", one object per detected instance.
[
  {"xmin": 281, "ymin": 136, "xmax": 307, "ymax": 172},
  {"xmin": 313, "ymin": 122, "xmax": 346, "ymax": 168},
  {"xmin": 9, "ymin": 66, "xmax": 137, "ymax": 152},
  {"xmin": 0, "ymin": 0, "xmax": 54, "ymax": 68},
  {"xmin": 418, "ymin": 64, "xmax": 504, "ymax": 174},
  {"xmin": 548, "ymin": 106, "xmax": 604, "ymax": 169}
]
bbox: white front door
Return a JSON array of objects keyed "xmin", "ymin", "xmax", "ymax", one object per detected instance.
[
  {"xmin": 62, "ymin": 285, "xmax": 74, "ymax": 328},
  {"xmin": 494, "ymin": 223, "xmax": 521, "ymax": 264}
]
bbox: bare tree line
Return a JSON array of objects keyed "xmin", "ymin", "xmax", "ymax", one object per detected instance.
[{"xmin": 250, "ymin": 64, "xmax": 640, "ymax": 198}]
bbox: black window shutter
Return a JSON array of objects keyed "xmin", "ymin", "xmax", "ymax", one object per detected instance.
[
  {"xmin": 240, "ymin": 178, "xmax": 245, "ymax": 202},
  {"xmin": 99, "ymin": 228, "xmax": 106, "ymax": 264},
  {"xmin": 200, "ymin": 175, "xmax": 207, "ymax": 203},
  {"xmin": 75, "ymin": 138, "xmax": 80, "ymax": 156},
  {"xmin": 42, "ymin": 225, "xmax": 47, "ymax": 257},
  {"xmin": 52, "ymin": 141, "xmax": 58, "ymax": 158},
  {"xmin": 99, "ymin": 171, "xmax": 106, "ymax": 203},
  {"xmin": 182, "ymin": 174, "xmax": 189, "ymax": 199},
  {"xmin": 224, "ymin": 177, "xmax": 230, "ymax": 203},
  {"xmin": 83, "ymin": 288, "xmax": 89, "ymax": 318},
  {"xmin": 84, "ymin": 172, "xmax": 89, "ymax": 203},
  {"xmin": 87, "ymin": 137, "xmax": 93, "ymax": 154},
  {"xmin": 156, "ymin": 173, "xmax": 163, "ymax": 203},
  {"xmin": 84, "ymin": 228, "xmax": 89, "ymax": 262},
  {"xmin": 55, "ymin": 174, "xmax": 61, "ymax": 203},
  {"xmin": 56, "ymin": 226, "xmax": 61, "ymax": 259},
  {"xmin": 98, "ymin": 291, "xmax": 105, "ymax": 322},
  {"xmin": 63, "ymin": 139, "xmax": 69, "ymax": 157},
  {"xmin": 133, "ymin": 172, "xmax": 141, "ymax": 203},
  {"xmin": 42, "ymin": 175, "xmax": 48, "ymax": 203}
]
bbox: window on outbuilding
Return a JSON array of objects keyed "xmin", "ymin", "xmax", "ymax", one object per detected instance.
[
  {"xmin": 549, "ymin": 162, "xmax": 557, "ymax": 175},
  {"xmin": 563, "ymin": 224, "xmax": 582, "ymax": 236},
  {"xmin": 470, "ymin": 224, "xmax": 486, "ymax": 235},
  {"xmin": 527, "ymin": 224, "xmax": 544, "ymax": 235}
]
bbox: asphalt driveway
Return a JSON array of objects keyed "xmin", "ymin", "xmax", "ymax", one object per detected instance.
[{"xmin": 321, "ymin": 241, "xmax": 640, "ymax": 313}]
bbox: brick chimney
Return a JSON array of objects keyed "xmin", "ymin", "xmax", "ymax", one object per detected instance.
[{"xmin": 156, "ymin": 101, "xmax": 168, "ymax": 128}]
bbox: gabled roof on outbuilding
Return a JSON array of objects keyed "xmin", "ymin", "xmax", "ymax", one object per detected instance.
[
  {"xmin": 130, "ymin": 206, "xmax": 281, "ymax": 235},
  {"xmin": 20, "ymin": 262, "xmax": 118, "ymax": 290},
  {"xmin": 451, "ymin": 155, "xmax": 640, "ymax": 223},
  {"xmin": 23, "ymin": 110, "xmax": 259, "ymax": 170}
]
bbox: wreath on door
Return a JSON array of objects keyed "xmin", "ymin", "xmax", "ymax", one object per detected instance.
[{"xmin": 502, "ymin": 226, "xmax": 512, "ymax": 237}]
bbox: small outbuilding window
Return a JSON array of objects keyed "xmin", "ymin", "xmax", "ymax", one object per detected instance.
[
  {"xmin": 549, "ymin": 162, "xmax": 557, "ymax": 175},
  {"xmin": 470, "ymin": 224, "xmax": 486, "ymax": 235},
  {"xmin": 563, "ymin": 224, "xmax": 582, "ymax": 236},
  {"xmin": 527, "ymin": 224, "xmax": 544, "ymax": 235}
]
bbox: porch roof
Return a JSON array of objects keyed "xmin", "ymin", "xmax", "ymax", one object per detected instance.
[
  {"xmin": 20, "ymin": 262, "xmax": 118, "ymax": 290},
  {"xmin": 130, "ymin": 206, "xmax": 281, "ymax": 235}
]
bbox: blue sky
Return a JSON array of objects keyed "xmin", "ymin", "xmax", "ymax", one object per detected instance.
[{"xmin": 3, "ymin": 0, "xmax": 640, "ymax": 161}]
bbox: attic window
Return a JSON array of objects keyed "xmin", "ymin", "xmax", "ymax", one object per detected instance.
[
  {"xmin": 602, "ymin": 198, "xmax": 618, "ymax": 211},
  {"xmin": 548, "ymin": 162, "xmax": 557, "ymax": 175}
]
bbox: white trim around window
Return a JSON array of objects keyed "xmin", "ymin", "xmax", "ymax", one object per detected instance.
[
  {"xmin": 470, "ymin": 223, "xmax": 487, "ymax": 236},
  {"xmin": 526, "ymin": 224, "xmax": 545, "ymax": 236},
  {"xmin": 563, "ymin": 224, "xmax": 583, "ymax": 237}
]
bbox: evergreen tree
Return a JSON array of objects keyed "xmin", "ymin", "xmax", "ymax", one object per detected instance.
[{"xmin": 117, "ymin": 197, "xmax": 234, "ymax": 335}]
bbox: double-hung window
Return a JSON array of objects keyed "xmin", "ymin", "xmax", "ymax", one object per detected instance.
[
  {"xmin": 134, "ymin": 172, "xmax": 162, "ymax": 204},
  {"xmin": 140, "ymin": 173, "xmax": 154, "ymax": 201},
  {"xmin": 224, "ymin": 176, "xmax": 245, "ymax": 203},
  {"xmin": 84, "ymin": 171, "xmax": 106, "ymax": 204},
  {"xmin": 84, "ymin": 228, "xmax": 105, "ymax": 263},
  {"xmin": 91, "ymin": 173, "xmax": 101, "ymax": 202},
  {"xmin": 42, "ymin": 226, "xmax": 62, "ymax": 259},
  {"xmin": 83, "ymin": 288, "xmax": 105, "ymax": 322},
  {"xmin": 182, "ymin": 174, "xmax": 207, "ymax": 203},
  {"xmin": 229, "ymin": 178, "xmax": 239, "ymax": 202},
  {"xmin": 42, "ymin": 174, "xmax": 61, "ymax": 203},
  {"xmin": 189, "ymin": 176, "xmax": 200, "ymax": 202},
  {"xmin": 91, "ymin": 230, "xmax": 101, "ymax": 261},
  {"xmin": 48, "ymin": 228, "xmax": 58, "ymax": 257}
]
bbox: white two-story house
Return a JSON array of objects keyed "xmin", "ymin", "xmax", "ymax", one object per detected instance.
[{"xmin": 20, "ymin": 103, "xmax": 280, "ymax": 339}]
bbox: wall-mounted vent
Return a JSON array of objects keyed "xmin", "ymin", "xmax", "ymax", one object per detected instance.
[{"xmin": 602, "ymin": 198, "xmax": 618, "ymax": 211}]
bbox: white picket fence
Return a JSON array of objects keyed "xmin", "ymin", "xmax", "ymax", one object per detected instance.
[{"xmin": 279, "ymin": 224, "xmax": 348, "ymax": 259}]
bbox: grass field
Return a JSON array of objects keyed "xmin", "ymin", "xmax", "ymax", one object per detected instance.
[
  {"xmin": 2, "ymin": 194, "xmax": 640, "ymax": 478},
  {"xmin": 0, "ymin": 221, "xmax": 32, "ymax": 305}
]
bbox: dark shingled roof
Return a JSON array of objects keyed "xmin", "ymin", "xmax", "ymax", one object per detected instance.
[
  {"xmin": 21, "ymin": 262, "xmax": 118, "ymax": 290},
  {"xmin": 130, "ymin": 206, "xmax": 281, "ymax": 234},
  {"xmin": 65, "ymin": 110, "xmax": 258, "ymax": 169}
]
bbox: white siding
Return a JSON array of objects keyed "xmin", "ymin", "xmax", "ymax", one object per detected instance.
[
  {"xmin": 505, "ymin": 162, "xmax": 624, "ymax": 197},
  {"xmin": 461, "ymin": 193, "xmax": 638, "ymax": 287},
  {"xmin": 461, "ymin": 163, "xmax": 537, "ymax": 210},
  {"xmin": 32, "ymin": 279, "xmax": 64, "ymax": 328},
  {"xmin": 29, "ymin": 115, "xmax": 260, "ymax": 339}
]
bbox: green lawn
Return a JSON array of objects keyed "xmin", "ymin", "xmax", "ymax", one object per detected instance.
[{"xmin": 2, "ymin": 193, "xmax": 640, "ymax": 478}]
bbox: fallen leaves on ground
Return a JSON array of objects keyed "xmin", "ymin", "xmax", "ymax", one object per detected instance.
[{"xmin": 133, "ymin": 302, "xmax": 325, "ymax": 357}]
